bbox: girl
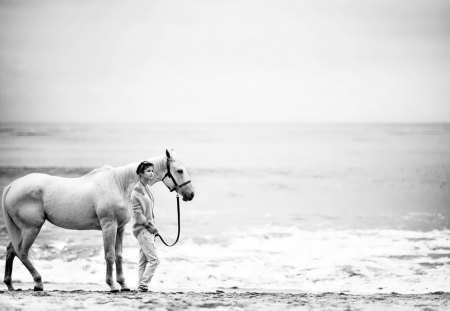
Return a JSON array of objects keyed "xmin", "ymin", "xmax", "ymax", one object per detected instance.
[{"xmin": 131, "ymin": 161, "xmax": 159, "ymax": 292}]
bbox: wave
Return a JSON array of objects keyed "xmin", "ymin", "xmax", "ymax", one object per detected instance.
[{"xmin": 3, "ymin": 225, "xmax": 448, "ymax": 293}]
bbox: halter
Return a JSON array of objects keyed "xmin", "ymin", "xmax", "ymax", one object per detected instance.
[{"xmin": 162, "ymin": 158, "xmax": 192, "ymax": 192}]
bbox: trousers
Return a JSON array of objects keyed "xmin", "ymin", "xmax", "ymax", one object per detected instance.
[{"xmin": 136, "ymin": 229, "xmax": 160, "ymax": 286}]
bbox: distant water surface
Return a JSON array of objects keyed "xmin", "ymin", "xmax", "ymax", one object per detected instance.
[{"xmin": 1, "ymin": 122, "xmax": 448, "ymax": 230}]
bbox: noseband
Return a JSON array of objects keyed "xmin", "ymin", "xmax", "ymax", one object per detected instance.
[{"xmin": 162, "ymin": 159, "xmax": 191, "ymax": 192}]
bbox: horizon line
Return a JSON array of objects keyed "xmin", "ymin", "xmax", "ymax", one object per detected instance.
[{"xmin": 1, "ymin": 120, "xmax": 450, "ymax": 126}]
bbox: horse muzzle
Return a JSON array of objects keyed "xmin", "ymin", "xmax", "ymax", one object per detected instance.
[{"xmin": 182, "ymin": 191, "xmax": 194, "ymax": 201}]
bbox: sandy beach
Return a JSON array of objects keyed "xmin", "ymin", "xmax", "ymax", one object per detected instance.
[{"xmin": 1, "ymin": 286, "xmax": 449, "ymax": 311}]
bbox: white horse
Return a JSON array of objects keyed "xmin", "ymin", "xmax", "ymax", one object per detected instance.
[{"xmin": 2, "ymin": 149, "xmax": 194, "ymax": 292}]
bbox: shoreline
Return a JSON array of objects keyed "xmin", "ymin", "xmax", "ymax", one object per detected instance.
[
  {"xmin": 1, "ymin": 282, "xmax": 448, "ymax": 296},
  {"xmin": 0, "ymin": 285, "xmax": 448, "ymax": 311}
]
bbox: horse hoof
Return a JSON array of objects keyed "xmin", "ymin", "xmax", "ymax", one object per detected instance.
[
  {"xmin": 110, "ymin": 289, "xmax": 120, "ymax": 293},
  {"xmin": 121, "ymin": 288, "xmax": 131, "ymax": 292},
  {"xmin": 34, "ymin": 286, "xmax": 44, "ymax": 291}
]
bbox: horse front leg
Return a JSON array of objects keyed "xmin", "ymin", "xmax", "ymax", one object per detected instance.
[
  {"xmin": 115, "ymin": 226, "xmax": 130, "ymax": 291},
  {"xmin": 100, "ymin": 220, "xmax": 119, "ymax": 292}
]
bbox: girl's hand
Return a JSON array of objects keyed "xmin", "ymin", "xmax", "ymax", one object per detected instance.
[{"xmin": 146, "ymin": 226, "xmax": 158, "ymax": 235}]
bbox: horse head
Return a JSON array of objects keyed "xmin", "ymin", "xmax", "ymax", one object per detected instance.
[{"xmin": 162, "ymin": 149, "xmax": 195, "ymax": 201}]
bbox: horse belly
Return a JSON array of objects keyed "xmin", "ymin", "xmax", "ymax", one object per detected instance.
[
  {"xmin": 42, "ymin": 180, "xmax": 101, "ymax": 230},
  {"xmin": 45, "ymin": 203, "xmax": 101, "ymax": 230}
]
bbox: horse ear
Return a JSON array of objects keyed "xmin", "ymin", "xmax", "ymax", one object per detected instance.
[{"xmin": 166, "ymin": 149, "xmax": 171, "ymax": 159}]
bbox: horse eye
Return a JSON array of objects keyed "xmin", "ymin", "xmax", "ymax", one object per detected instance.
[{"xmin": 177, "ymin": 169, "xmax": 183, "ymax": 174}]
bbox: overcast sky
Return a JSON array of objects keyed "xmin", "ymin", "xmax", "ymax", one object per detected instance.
[{"xmin": 0, "ymin": 0, "xmax": 449, "ymax": 123}]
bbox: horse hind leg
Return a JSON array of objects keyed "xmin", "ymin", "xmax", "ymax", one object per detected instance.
[
  {"xmin": 3, "ymin": 181, "xmax": 46, "ymax": 291},
  {"xmin": 4, "ymin": 242, "xmax": 17, "ymax": 290},
  {"xmin": 15, "ymin": 226, "xmax": 44, "ymax": 291}
]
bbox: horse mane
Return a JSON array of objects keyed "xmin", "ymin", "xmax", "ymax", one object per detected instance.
[{"xmin": 85, "ymin": 165, "xmax": 114, "ymax": 176}]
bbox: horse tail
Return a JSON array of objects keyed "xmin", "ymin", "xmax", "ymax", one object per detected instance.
[{"xmin": 2, "ymin": 184, "xmax": 21, "ymax": 252}]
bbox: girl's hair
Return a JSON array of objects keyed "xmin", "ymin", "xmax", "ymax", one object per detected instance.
[{"xmin": 136, "ymin": 161, "xmax": 154, "ymax": 175}]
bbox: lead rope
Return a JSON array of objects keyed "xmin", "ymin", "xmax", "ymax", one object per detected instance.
[
  {"xmin": 155, "ymin": 193, "xmax": 181, "ymax": 247},
  {"xmin": 142, "ymin": 183, "xmax": 181, "ymax": 247}
]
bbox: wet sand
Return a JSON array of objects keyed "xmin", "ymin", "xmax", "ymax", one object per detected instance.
[{"xmin": 0, "ymin": 286, "xmax": 448, "ymax": 311}]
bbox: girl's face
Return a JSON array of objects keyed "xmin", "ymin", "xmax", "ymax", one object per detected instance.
[{"xmin": 141, "ymin": 166, "xmax": 155, "ymax": 180}]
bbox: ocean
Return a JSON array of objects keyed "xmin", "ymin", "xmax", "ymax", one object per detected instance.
[{"xmin": 0, "ymin": 122, "xmax": 449, "ymax": 293}]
